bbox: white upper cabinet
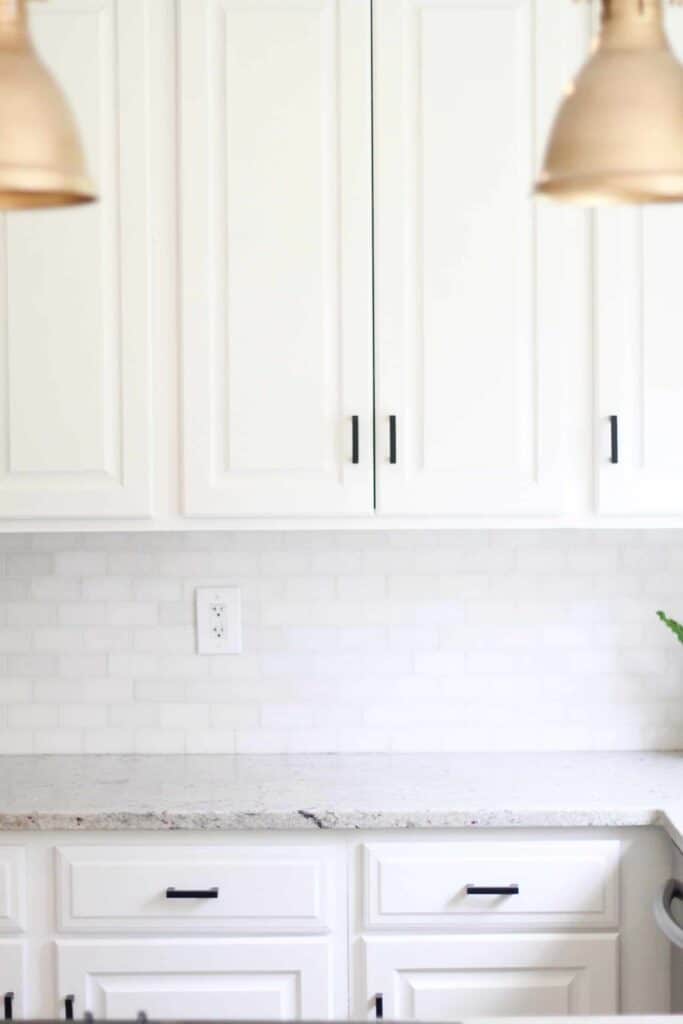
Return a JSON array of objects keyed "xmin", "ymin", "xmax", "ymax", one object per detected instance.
[
  {"xmin": 372, "ymin": 0, "xmax": 588, "ymax": 518},
  {"xmin": 595, "ymin": 204, "xmax": 683, "ymax": 516},
  {"xmin": 0, "ymin": 0, "xmax": 155, "ymax": 519},
  {"xmin": 180, "ymin": 0, "xmax": 374, "ymax": 518},
  {"xmin": 5, "ymin": 0, "xmax": 683, "ymax": 529},
  {"xmin": 595, "ymin": 9, "xmax": 683, "ymax": 520}
]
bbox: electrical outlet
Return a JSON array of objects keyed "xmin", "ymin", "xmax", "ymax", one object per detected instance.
[{"xmin": 195, "ymin": 587, "xmax": 242, "ymax": 655}]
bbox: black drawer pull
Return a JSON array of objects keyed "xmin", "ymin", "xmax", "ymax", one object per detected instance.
[
  {"xmin": 466, "ymin": 884, "xmax": 520, "ymax": 896},
  {"xmin": 65, "ymin": 995, "xmax": 75, "ymax": 1021},
  {"xmin": 351, "ymin": 415, "xmax": 359, "ymax": 464},
  {"xmin": 165, "ymin": 886, "xmax": 219, "ymax": 899},
  {"xmin": 389, "ymin": 415, "xmax": 397, "ymax": 464},
  {"xmin": 609, "ymin": 414, "xmax": 619, "ymax": 464},
  {"xmin": 4, "ymin": 993, "xmax": 13, "ymax": 1021},
  {"xmin": 375, "ymin": 994, "xmax": 384, "ymax": 1020}
]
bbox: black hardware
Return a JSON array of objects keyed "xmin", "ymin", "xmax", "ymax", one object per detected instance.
[
  {"xmin": 165, "ymin": 886, "xmax": 219, "ymax": 899},
  {"xmin": 352, "ymin": 415, "xmax": 360, "ymax": 465},
  {"xmin": 466, "ymin": 884, "xmax": 520, "ymax": 896},
  {"xmin": 4, "ymin": 992, "xmax": 13, "ymax": 1021},
  {"xmin": 609, "ymin": 414, "xmax": 619, "ymax": 465},
  {"xmin": 375, "ymin": 994, "xmax": 384, "ymax": 1020},
  {"xmin": 389, "ymin": 416, "xmax": 397, "ymax": 464},
  {"xmin": 65, "ymin": 995, "xmax": 75, "ymax": 1021}
]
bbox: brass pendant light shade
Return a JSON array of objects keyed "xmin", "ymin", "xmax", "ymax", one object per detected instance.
[
  {"xmin": 0, "ymin": 0, "xmax": 95, "ymax": 209},
  {"xmin": 536, "ymin": 0, "xmax": 683, "ymax": 205}
]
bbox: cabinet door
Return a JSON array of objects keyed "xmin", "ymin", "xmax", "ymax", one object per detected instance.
[
  {"xmin": 373, "ymin": 0, "xmax": 589, "ymax": 517},
  {"xmin": 180, "ymin": 0, "xmax": 373, "ymax": 518},
  {"xmin": 57, "ymin": 938, "xmax": 333, "ymax": 1020},
  {"xmin": 595, "ymin": 7, "xmax": 683, "ymax": 516},
  {"xmin": 0, "ymin": 942, "xmax": 24, "ymax": 1019},
  {"xmin": 0, "ymin": 0, "xmax": 154, "ymax": 519},
  {"xmin": 362, "ymin": 934, "xmax": 617, "ymax": 1019}
]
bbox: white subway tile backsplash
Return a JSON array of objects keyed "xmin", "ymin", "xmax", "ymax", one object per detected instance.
[{"xmin": 0, "ymin": 530, "xmax": 680, "ymax": 753}]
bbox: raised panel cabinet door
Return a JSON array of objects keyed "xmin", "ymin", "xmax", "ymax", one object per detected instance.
[
  {"xmin": 57, "ymin": 938, "xmax": 333, "ymax": 1020},
  {"xmin": 373, "ymin": 0, "xmax": 590, "ymax": 517},
  {"xmin": 362, "ymin": 934, "xmax": 618, "ymax": 1019},
  {"xmin": 0, "ymin": 942, "xmax": 24, "ymax": 1019},
  {"xmin": 0, "ymin": 0, "xmax": 155, "ymax": 519},
  {"xmin": 180, "ymin": 0, "xmax": 373, "ymax": 517},
  {"xmin": 595, "ymin": 5, "xmax": 683, "ymax": 516}
]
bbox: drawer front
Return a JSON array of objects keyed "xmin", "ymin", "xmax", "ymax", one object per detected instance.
[
  {"xmin": 0, "ymin": 849, "xmax": 26, "ymax": 933},
  {"xmin": 57, "ymin": 845, "xmax": 337, "ymax": 934},
  {"xmin": 363, "ymin": 840, "xmax": 620, "ymax": 930}
]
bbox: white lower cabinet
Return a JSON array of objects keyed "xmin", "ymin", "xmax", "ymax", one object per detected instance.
[
  {"xmin": 56, "ymin": 939, "xmax": 333, "ymax": 1020},
  {"xmin": 362, "ymin": 934, "xmax": 618, "ymax": 1019},
  {"xmin": 0, "ymin": 829, "xmax": 673, "ymax": 1020},
  {"xmin": 0, "ymin": 942, "xmax": 24, "ymax": 1018}
]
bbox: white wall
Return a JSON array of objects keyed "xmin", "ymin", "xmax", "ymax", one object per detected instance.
[{"xmin": 0, "ymin": 530, "xmax": 681, "ymax": 754}]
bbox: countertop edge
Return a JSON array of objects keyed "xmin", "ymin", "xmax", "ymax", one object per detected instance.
[{"xmin": 0, "ymin": 807, "xmax": 673, "ymax": 837}]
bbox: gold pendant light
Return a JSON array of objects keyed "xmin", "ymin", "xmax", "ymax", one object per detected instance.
[
  {"xmin": 0, "ymin": 0, "xmax": 95, "ymax": 209},
  {"xmin": 536, "ymin": 0, "xmax": 683, "ymax": 205}
]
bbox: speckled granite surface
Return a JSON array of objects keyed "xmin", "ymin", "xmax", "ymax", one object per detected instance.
[{"xmin": 0, "ymin": 751, "xmax": 680, "ymax": 844}]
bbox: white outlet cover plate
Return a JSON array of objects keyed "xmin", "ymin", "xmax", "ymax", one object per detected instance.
[{"xmin": 195, "ymin": 586, "xmax": 242, "ymax": 655}]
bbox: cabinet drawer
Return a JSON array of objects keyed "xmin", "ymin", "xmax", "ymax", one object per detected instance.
[
  {"xmin": 56, "ymin": 845, "xmax": 337, "ymax": 934},
  {"xmin": 363, "ymin": 840, "xmax": 620, "ymax": 930},
  {"xmin": 0, "ymin": 849, "xmax": 26, "ymax": 933}
]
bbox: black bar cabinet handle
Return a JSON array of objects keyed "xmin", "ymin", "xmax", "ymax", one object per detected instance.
[
  {"xmin": 4, "ymin": 992, "xmax": 13, "ymax": 1021},
  {"xmin": 165, "ymin": 886, "xmax": 219, "ymax": 899},
  {"xmin": 352, "ymin": 415, "xmax": 359, "ymax": 465},
  {"xmin": 389, "ymin": 416, "xmax": 397, "ymax": 464},
  {"xmin": 375, "ymin": 993, "xmax": 384, "ymax": 1020},
  {"xmin": 466, "ymin": 884, "xmax": 520, "ymax": 896},
  {"xmin": 65, "ymin": 995, "xmax": 75, "ymax": 1021},
  {"xmin": 609, "ymin": 414, "xmax": 619, "ymax": 465}
]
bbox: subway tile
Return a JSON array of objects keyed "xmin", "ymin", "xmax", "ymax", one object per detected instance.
[{"xmin": 0, "ymin": 530, "xmax": 682, "ymax": 753}]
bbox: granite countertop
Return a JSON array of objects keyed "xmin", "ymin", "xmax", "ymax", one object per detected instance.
[{"xmin": 0, "ymin": 751, "xmax": 681, "ymax": 844}]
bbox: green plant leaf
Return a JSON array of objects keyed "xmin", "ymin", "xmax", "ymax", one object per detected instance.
[{"xmin": 657, "ymin": 610, "xmax": 683, "ymax": 646}]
